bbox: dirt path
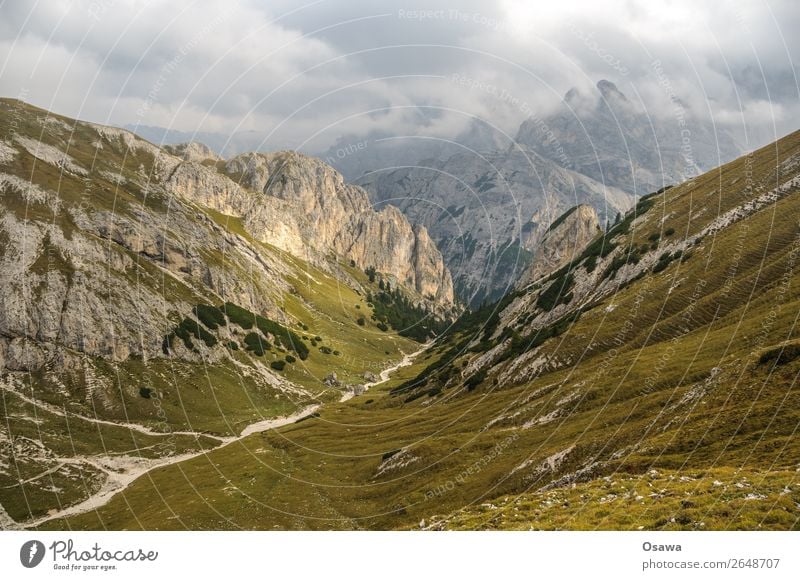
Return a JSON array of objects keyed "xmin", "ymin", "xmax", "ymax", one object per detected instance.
[
  {"xmin": 19, "ymin": 404, "xmax": 320, "ymax": 529},
  {"xmin": 16, "ymin": 344, "xmax": 429, "ymax": 529},
  {"xmin": 339, "ymin": 342, "xmax": 430, "ymax": 402},
  {"xmin": 0, "ymin": 379, "xmax": 227, "ymax": 442}
]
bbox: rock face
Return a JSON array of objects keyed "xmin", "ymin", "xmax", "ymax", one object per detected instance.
[
  {"xmin": 518, "ymin": 204, "xmax": 601, "ymax": 286},
  {"xmin": 163, "ymin": 141, "xmax": 222, "ymax": 163},
  {"xmin": 357, "ymin": 148, "xmax": 632, "ymax": 306},
  {"xmin": 168, "ymin": 151, "xmax": 455, "ymax": 305},
  {"xmin": 0, "ymin": 99, "xmax": 456, "ymax": 374},
  {"xmin": 515, "ymin": 80, "xmax": 742, "ymax": 195}
]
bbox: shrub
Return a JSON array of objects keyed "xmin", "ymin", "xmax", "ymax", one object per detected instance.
[
  {"xmin": 175, "ymin": 317, "xmax": 217, "ymax": 348},
  {"xmin": 226, "ymin": 340, "xmax": 239, "ymax": 351},
  {"xmin": 270, "ymin": 360, "xmax": 286, "ymax": 371},
  {"xmin": 139, "ymin": 387, "xmax": 153, "ymax": 399},
  {"xmin": 356, "ymin": 316, "xmax": 366, "ymax": 326},
  {"xmin": 333, "ymin": 350, "xmax": 341, "ymax": 356},
  {"xmin": 162, "ymin": 334, "xmax": 175, "ymax": 354},
  {"xmin": 319, "ymin": 346, "xmax": 333, "ymax": 354},
  {"xmin": 465, "ymin": 369, "xmax": 487, "ymax": 391},
  {"xmin": 221, "ymin": 303, "xmax": 312, "ymax": 360},
  {"xmin": 537, "ymin": 272, "xmax": 575, "ymax": 311},
  {"xmin": 254, "ymin": 314, "xmax": 310, "ymax": 360},
  {"xmin": 243, "ymin": 332, "xmax": 269, "ymax": 356},
  {"xmin": 366, "ymin": 287, "xmax": 450, "ymax": 342},
  {"xmin": 653, "ymin": 251, "xmax": 677, "ymax": 274},
  {"xmin": 285, "ymin": 354, "xmax": 296, "ymax": 363},
  {"xmin": 665, "ymin": 227, "xmax": 676, "ymax": 236},
  {"xmin": 223, "ymin": 302, "xmax": 255, "ymax": 329},
  {"xmin": 193, "ymin": 304, "xmax": 226, "ymax": 329}
]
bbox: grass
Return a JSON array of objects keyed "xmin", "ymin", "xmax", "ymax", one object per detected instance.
[
  {"xmin": 7, "ymin": 99, "xmax": 800, "ymax": 531},
  {"xmin": 42, "ymin": 129, "xmax": 800, "ymax": 531},
  {"xmin": 428, "ymin": 467, "xmax": 800, "ymax": 530},
  {"xmin": 0, "ymin": 385, "xmax": 221, "ymax": 521}
]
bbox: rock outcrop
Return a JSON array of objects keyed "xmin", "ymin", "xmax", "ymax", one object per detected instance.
[
  {"xmin": 0, "ymin": 99, "xmax": 456, "ymax": 375},
  {"xmin": 515, "ymin": 80, "xmax": 741, "ymax": 196},
  {"xmin": 163, "ymin": 141, "xmax": 222, "ymax": 163},
  {"xmin": 171, "ymin": 151, "xmax": 455, "ymax": 304},
  {"xmin": 357, "ymin": 148, "xmax": 631, "ymax": 305},
  {"xmin": 519, "ymin": 205, "xmax": 601, "ymax": 286}
]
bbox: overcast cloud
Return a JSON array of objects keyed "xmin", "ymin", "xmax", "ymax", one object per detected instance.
[{"xmin": 1, "ymin": 0, "xmax": 797, "ymax": 151}]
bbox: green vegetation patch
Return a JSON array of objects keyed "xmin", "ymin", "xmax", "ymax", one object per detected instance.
[
  {"xmin": 223, "ymin": 302, "xmax": 309, "ymax": 360},
  {"xmin": 243, "ymin": 332, "xmax": 269, "ymax": 356},
  {"xmin": 536, "ymin": 272, "xmax": 575, "ymax": 311},
  {"xmin": 367, "ymin": 286, "xmax": 449, "ymax": 342},
  {"xmin": 193, "ymin": 304, "xmax": 227, "ymax": 329}
]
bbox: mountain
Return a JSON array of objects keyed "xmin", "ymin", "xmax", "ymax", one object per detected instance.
[
  {"xmin": 46, "ymin": 128, "xmax": 800, "ymax": 531},
  {"xmin": 356, "ymin": 146, "xmax": 633, "ymax": 306},
  {"xmin": 515, "ymin": 79, "xmax": 742, "ymax": 195},
  {"xmin": 355, "ymin": 80, "xmax": 743, "ymax": 306},
  {"xmin": 517, "ymin": 204, "xmax": 601, "ymax": 286},
  {"xmin": 0, "ymin": 99, "xmax": 456, "ymax": 526},
  {"xmin": 123, "ymin": 124, "xmax": 269, "ymax": 159}
]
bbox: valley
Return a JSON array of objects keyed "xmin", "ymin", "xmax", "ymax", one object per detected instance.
[{"xmin": 1, "ymin": 98, "xmax": 798, "ymax": 532}]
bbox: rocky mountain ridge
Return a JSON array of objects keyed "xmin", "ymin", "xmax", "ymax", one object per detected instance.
[
  {"xmin": 354, "ymin": 80, "xmax": 742, "ymax": 306},
  {"xmin": 357, "ymin": 145, "xmax": 632, "ymax": 305},
  {"xmin": 518, "ymin": 204, "xmax": 601, "ymax": 287}
]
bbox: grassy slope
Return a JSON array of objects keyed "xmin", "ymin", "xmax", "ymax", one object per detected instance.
[
  {"xmin": 0, "ymin": 99, "xmax": 419, "ymax": 524},
  {"xmin": 47, "ymin": 130, "xmax": 800, "ymax": 531}
]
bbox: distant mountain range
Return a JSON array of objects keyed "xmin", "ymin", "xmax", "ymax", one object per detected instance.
[{"xmin": 351, "ymin": 80, "xmax": 743, "ymax": 306}]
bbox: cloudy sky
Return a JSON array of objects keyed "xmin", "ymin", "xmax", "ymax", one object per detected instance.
[{"xmin": 1, "ymin": 0, "xmax": 797, "ymax": 151}]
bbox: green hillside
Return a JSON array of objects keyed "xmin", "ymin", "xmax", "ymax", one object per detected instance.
[
  {"xmin": 0, "ymin": 99, "xmax": 427, "ymax": 525},
  {"xmin": 44, "ymin": 130, "xmax": 800, "ymax": 530}
]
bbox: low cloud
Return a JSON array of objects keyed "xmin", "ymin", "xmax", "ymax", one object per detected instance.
[{"xmin": 1, "ymin": 0, "xmax": 796, "ymax": 151}]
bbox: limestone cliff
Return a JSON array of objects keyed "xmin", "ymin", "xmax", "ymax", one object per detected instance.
[
  {"xmin": 0, "ymin": 99, "xmax": 456, "ymax": 376},
  {"xmin": 217, "ymin": 151, "xmax": 454, "ymax": 304},
  {"xmin": 163, "ymin": 141, "xmax": 222, "ymax": 163},
  {"xmin": 519, "ymin": 205, "xmax": 601, "ymax": 286}
]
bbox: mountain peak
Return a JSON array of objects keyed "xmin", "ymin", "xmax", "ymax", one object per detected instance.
[
  {"xmin": 596, "ymin": 79, "xmax": 627, "ymax": 101},
  {"xmin": 164, "ymin": 141, "xmax": 221, "ymax": 163},
  {"xmin": 563, "ymin": 87, "xmax": 580, "ymax": 103}
]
